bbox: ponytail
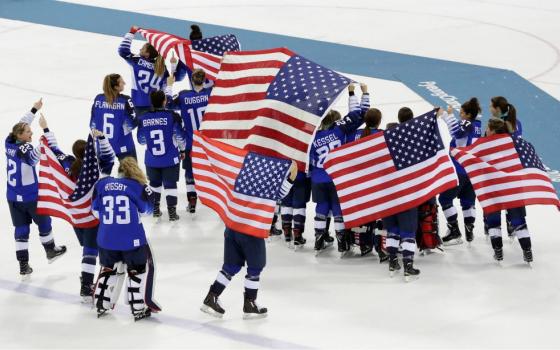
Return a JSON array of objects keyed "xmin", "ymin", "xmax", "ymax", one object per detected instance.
[
  {"xmin": 361, "ymin": 108, "xmax": 382, "ymax": 138},
  {"xmin": 491, "ymin": 96, "xmax": 517, "ymax": 133},
  {"xmin": 144, "ymin": 43, "xmax": 165, "ymax": 77},
  {"xmin": 487, "ymin": 117, "xmax": 512, "ymax": 135},
  {"xmin": 70, "ymin": 139, "xmax": 87, "ymax": 180},
  {"xmin": 103, "ymin": 74, "xmax": 121, "ymax": 105},
  {"xmin": 118, "ymin": 157, "xmax": 147, "ymax": 185}
]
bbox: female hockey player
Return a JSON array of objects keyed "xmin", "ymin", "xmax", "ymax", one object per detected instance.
[
  {"xmin": 165, "ymin": 70, "xmax": 212, "ymax": 214},
  {"xmin": 200, "ymin": 160, "xmax": 298, "ymax": 319},
  {"xmin": 490, "ymin": 96, "xmax": 522, "ymax": 137},
  {"xmin": 483, "ymin": 117, "xmax": 533, "ymax": 264},
  {"xmin": 44, "ymin": 127, "xmax": 115, "ymax": 299},
  {"xmin": 118, "ymin": 26, "xmax": 187, "ymax": 116},
  {"xmin": 437, "ymin": 99, "xmax": 482, "ymax": 245},
  {"xmin": 5, "ymin": 99, "xmax": 66, "ymax": 279},
  {"xmin": 137, "ymin": 90, "xmax": 186, "ymax": 221},
  {"xmin": 92, "ymin": 157, "xmax": 157, "ymax": 321},
  {"xmin": 383, "ymin": 107, "xmax": 421, "ymax": 280},
  {"xmin": 309, "ymin": 83, "xmax": 369, "ymax": 256},
  {"xmin": 90, "ymin": 74, "xmax": 137, "ymax": 160}
]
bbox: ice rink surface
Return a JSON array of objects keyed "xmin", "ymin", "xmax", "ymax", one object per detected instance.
[{"xmin": 1, "ymin": 1, "xmax": 559, "ymax": 349}]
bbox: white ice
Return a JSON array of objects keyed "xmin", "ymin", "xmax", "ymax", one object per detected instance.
[{"xmin": 0, "ymin": 1, "xmax": 559, "ymax": 349}]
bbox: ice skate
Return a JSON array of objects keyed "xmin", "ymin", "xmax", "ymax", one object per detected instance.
[
  {"xmin": 19, "ymin": 261, "xmax": 33, "ymax": 281},
  {"xmin": 243, "ymin": 296, "xmax": 267, "ymax": 320},
  {"xmin": 507, "ymin": 220, "xmax": 515, "ymax": 242},
  {"xmin": 80, "ymin": 277, "xmax": 94, "ymax": 304},
  {"xmin": 442, "ymin": 223, "xmax": 463, "ymax": 246},
  {"xmin": 168, "ymin": 206, "xmax": 180, "ymax": 222},
  {"xmin": 293, "ymin": 228, "xmax": 306, "ymax": 251},
  {"xmin": 403, "ymin": 260, "xmax": 420, "ymax": 282},
  {"xmin": 153, "ymin": 202, "xmax": 162, "ymax": 219},
  {"xmin": 200, "ymin": 291, "xmax": 225, "ymax": 318},
  {"xmin": 96, "ymin": 307, "xmax": 109, "ymax": 318},
  {"xmin": 465, "ymin": 223, "xmax": 474, "ymax": 246},
  {"xmin": 493, "ymin": 248, "xmax": 504, "ymax": 264},
  {"xmin": 133, "ymin": 308, "xmax": 152, "ymax": 322},
  {"xmin": 523, "ymin": 249, "xmax": 533, "ymax": 267},
  {"xmin": 336, "ymin": 231, "xmax": 351, "ymax": 258},
  {"xmin": 269, "ymin": 226, "xmax": 283, "ymax": 238},
  {"xmin": 46, "ymin": 245, "xmax": 67, "ymax": 264},
  {"xmin": 283, "ymin": 226, "xmax": 293, "ymax": 249},
  {"xmin": 388, "ymin": 256, "xmax": 401, "ymax": 277},
  {"xmin": 187, "ymin": 196, "xmax": 197, "ymax": 215}
]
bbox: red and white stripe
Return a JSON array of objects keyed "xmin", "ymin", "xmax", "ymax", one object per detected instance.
[
  {"xmin": 200, "ymin": 48, "xmax": 319, "ymax": 169},
  {"xmin": 451, "ymin": 134, "xmax": 560, "ymax": 214},
  {"xmin": 324, "ymin": 132, "xmax": 458, "ymax": 228},
  {"xmin": 37, "ymin": 138, "xmax": 98, "ymax": 228},
  {"xmin": 138, "ymin": 29, "xmax": 222, "ymax": 81},
  {"xmin": 191, "ymin": 132, "xmax": 278, "ymax": 238}
]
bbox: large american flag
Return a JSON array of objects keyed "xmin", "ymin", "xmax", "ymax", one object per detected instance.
[
  {"xmin": 451, "ymin": 133, "xmax": 560, "ymax": 214},
  {"xmin": 137, "ymin": 29, "xmax": 240, "ymax": 81},
  {"xmin": 200, "ymin": 47, "xmax": 352, "ymax": 169},
  {"xmin": 192, "ymin": 132, "xmax": 291, "ymax": 238},
  {"xmin": 37, "ymin": 135, "xmax": 99, "ymax": 228},
  {"xmin": 324, "ymin": 110, "xmax": 458, "ymax": 228}
]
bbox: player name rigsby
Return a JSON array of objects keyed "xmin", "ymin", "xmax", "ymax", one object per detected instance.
[{"xmin": 104, "ymin": 182, "xmax": 128, "ymax": 192}]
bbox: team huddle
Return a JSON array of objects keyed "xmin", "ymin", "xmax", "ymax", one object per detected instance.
[{"xmin": 5, "ymin": 24, "xmax": 553, "ymax": 321}]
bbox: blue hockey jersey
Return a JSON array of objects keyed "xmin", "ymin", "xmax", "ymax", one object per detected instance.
[
  {"xmin": 5, "ymin": 110, "xmax": 42, "ymax": 202},
  {"xmin": 90, "ymin": 93, "xmax": 137, "ymax": 157},
  {"xmin": 93, "ymin": 177, "xmax": 154, "ymax": 251},
  {"xmin": 118, "ymin": 32, "xmax": 188, "ymax": 108},
  {"xmin": 442, "ymin": 112, "xmax": 482, "ymax": 175},
  {"xmin": 137, "ymin": 109, "xmax": 186, "ymax": 168},
  {"xmin": 166, "ymin": 86, "xmax": 212, "ymax": 150}
]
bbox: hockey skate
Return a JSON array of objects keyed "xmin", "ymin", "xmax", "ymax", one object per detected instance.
[
  {"xmin": 133, "ymin": 308, "xmax": 152, "ymax": 322},
  {"xmin": 200, "ymin": 291, "xmax": 225, "ymax": 318},
  {"xmin": 388, "ymin": 256, "xmax": 401, "ymax": 277},
  {"xmin": 523, "ymin": 249, "xmax": 533, "ymax": 267},
  {"xmin": 507, "ymin": 220, "xmax": 515, "ymax": 242},
  {"xmin": 314, "ymin": 232, "xmax": 333, "ymax": 256},
  {"xmin": 243, "ymin": 296, "xmax": 267, "ymax": 320},
  {"xmin": 19, "ymin": 261, "xmax": 33, "ymax": 281},
  {"xmin": 168, "ymin": 206, "xmax": 180, "ymax": 222},
  {"xmin": 46, "ymin": 245, "xmax": 67, "ymax": 264},
  {"xmin": 465, "ymin": 223, "xmax": 474, "ymax": 246},
  {"xmin": 292, "ymin": 228, "xmax": 306, "ymax": 251},
  {"xmin": 493, "ymin": 248, "xmax": 504, "ymax": 265},
  {"xmin": 336, "ymin": 231, "xmax": 351, "ymax": 258},
  {"xmin": 269, "ymin": 225, "xmax": 283, "ymax": 237},
  {"xmin": 282, "ymin": 226, "xmax": 293, "ymax": 249},
  {"xmin": 403, "ymin": 260, "xmax": 420, "ymax": 282},
  {"xmin": 80, "ymin": 277, "xmax": 94, "ymax": 304},
  {"xmin": 153, "ymin": 202, "xmax": 162, "ymax": 219},
  {"xmin": 187, "ymin": 196, "xmax": 197, "ymax": 216},
  {"xmin": 442, "ymin": 223, "xmax": 463, "ymax": 246}
]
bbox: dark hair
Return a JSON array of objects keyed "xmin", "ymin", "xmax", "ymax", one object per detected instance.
[
  {"xmin": 361, "ymin": 108, "xmax": 382, "ymax": 138},
  {"xmin": 150, "ymin": 90, "xmax": 166, "ymax": 108},
  {"xmin": 190, "ymin": 24, "xmax": 202, "ymax": 40},
  {"xmin": 397, "ymin": 107, "xmax": 413, "ymax": 123},
  {"xmin": 103, "ymin": 73, "xmax": 121, "ymax": 105},
  {"xmin": 320, "ymin": 110, "xmax": 341, "ymax": 130},
  {"xmin": 461, "ymin": 97, "xmax": 481, "ymax": 121},
  {"xmin": 491, "ymin": 96, "xmax": 517, "ymax": 133},
  {"xmin": 487, "ymin": 118, "xmax": 511, "ymax": 135},
  {"xmin": 70, "ymin": 139, "xmax": 87, "ymax": 180},
  {"xmin": 386, "ymin": 122, "xmax": 398, "ymax": 130},
  {"xmin": 191, "ymin": 69, "xmax": 206, "ymax": 87}
]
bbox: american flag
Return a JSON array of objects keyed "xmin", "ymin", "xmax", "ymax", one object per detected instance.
[
  {"xmin": 37, "ymin": 135, "xmax": 99, "ymax": 228},
  {"xmin": 200, "ymin": 47, "xmax": 352, "ymax": 169},
  {"xmin": 192, "ymin": 132, "xmax": 292, "ymax": 238},
  {"xmin": 450, "ymin": 133, "xmax": 560, "ymax": 214},
  {"xmin": 324, "ymin": 110, "xmax": 458, "ymax": 228},
  {"xmin": 137, "ymin": 29, "xmax": 240, "ymax": 81}
]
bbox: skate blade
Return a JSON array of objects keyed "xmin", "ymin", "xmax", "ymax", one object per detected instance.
[
  {"xmin": 243, "ymin": 312, "xmax": 267, "ymax": 320},
  {"xmin": 293, "ymin": 244, "xmax": 305, "ymax": 252},
  {"xmin": 526, "ymin": 261, "xmax": 533, "ymax": 268},
  {"xmin": 81, "ymin": 296, "xmax": 94, "ymax": 305},
  {"xmin": 200, "ymin": 305, "xmax": 224, "ymax": 318},
  {"xmin": 389, "ymin": 270, "xmax": 396, "ymax": 278},
  {"xmin": 20, "ymin": 274, "xmax": 31, "ymax": 282},
  {"xmin": 285, "ymin": 241, "xmax": 293, "ymax": 249},
  {"xmin": 134, "ymin": 312, "xmax": 151, "ymax": 322},
  {"xmin": 404, "ymin": 274, "xmax": 419, "ymax": 283},
  {"xmin": 47, "ymin": 253, "xmax": 66, "ymax": 264},
  {"xmin": 97, "ymin": 309, "xmax": 108, "ymax": 318},
  {"xmin": 443, "ymin": 239, "xmax": 463, "ymax": 247},
  {"xmin": 467, "ymin": 241, "xmax": 473, "ymax": 248}
]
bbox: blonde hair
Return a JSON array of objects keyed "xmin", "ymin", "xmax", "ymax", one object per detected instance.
[
  {"xmin": 118, "ymin": 157, "xmax": 147, "ymax": 185},
  {"xmin": 9, "ymin": 122, "xmax": 28, "ymax": 142},
  {"xmin": 103, "ymin": 74, "xmax": 120, "ymax": 105},
  {"xmin": 154, "ymin": 56, "xmax": 165, "ymax": 77}
]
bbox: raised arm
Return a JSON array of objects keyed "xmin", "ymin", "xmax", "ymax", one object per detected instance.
[{"xmin": 118, "ymin": 26, "xmax": 138, "ymax": 62}]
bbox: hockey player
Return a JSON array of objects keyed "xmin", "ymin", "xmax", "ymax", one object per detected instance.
[
  {"xmin": 90, "ymin": 74, "xmax": 137, "ymax": 160},
  {"xmin": 383, "ymin": 107, "xmax": 420, "ymax": 281},
  {"xmin": 165, "ymin": 70, "xmax": 212, "ymax": 214},
  {"xmin": 483, "ymin": 117, "xmax": 533, "ymax": 264},
  {"xmin": 437, "ymin": 99, "xmax": 482, "ymax": 245},
  {"xmin": 280, "ymin": 171, "xmax": 311, "ymax": 249},
  {"xmin": 201, "ymin": 160, "xmax": 298, "ymax": 319},
  {"xmin": 309, "ymin": 83, "xmax": 369, "ymax": 256},
  {"xmin": 118, "ymin": 26, "xmax": 187, "ymax": 116},
  {"xmin": 5, "ymin": 99, "xmax": 67, "ymax": 279},
  {"xmin": 92, "ymin": 157, "xmax": 157, "ymax": 320},
  {"xmin": 137, "ymin": 90, "xmax": 186, "ymax": 221},
  {"xmin": 44, "ymin": 127, "xmax": 115, "ymax": 299}
]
